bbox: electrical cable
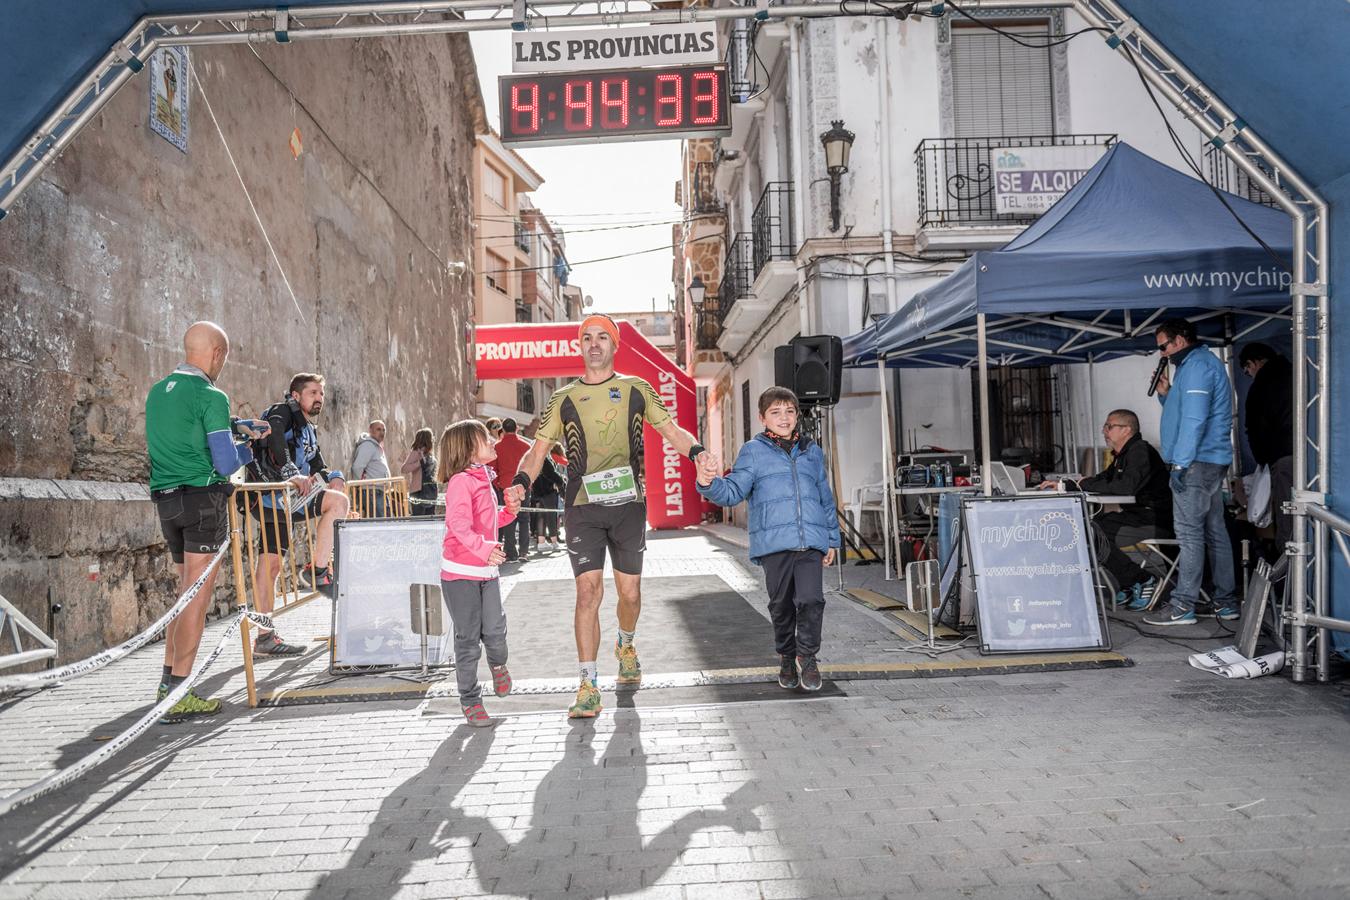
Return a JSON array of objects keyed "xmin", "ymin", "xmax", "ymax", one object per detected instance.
[
  {"xmin": 943, "ymin": 0, "xmax": 1110, "ymax": 48},
  {"xmin": 484, "ymin": 232, "xmax": 722, "ymax": 276},
  {"xmin": 475, "ymin": 218, "xmax": 680, "ymax": 241}
]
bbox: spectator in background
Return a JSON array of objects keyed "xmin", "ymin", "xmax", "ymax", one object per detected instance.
[
  {"xmin": 492, "ymin": 418, "xmax": 532, "ymax": 561},
  {"xmin": 1239, "ymin": 342, "xmax": 1294, "ymax": 555},
  {"xmin": 401, "ymin": 427, "xmax": 439, "ymax": 516},
  {"xmin": 350, "ymin": 419, "xmax": 390, "ymax": 517},
  {"xmin": 1144, "ymin": 319, "xmax": 1238, "ymax": 627},
  {"xmin": 531, "ymin": 443, "xmax": 566, "ymax": 550},
  {"xmin": 485, "ymin": 418, "xmax": 504, "ymax": 442}
]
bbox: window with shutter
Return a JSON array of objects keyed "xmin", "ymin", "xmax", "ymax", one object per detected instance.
[{"xmin": 951, "ymin": 23, "xmax": 1054, "ymax": 139}]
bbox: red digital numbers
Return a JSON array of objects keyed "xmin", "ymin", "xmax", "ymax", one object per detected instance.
[
  {"xmin": 511, "ymin": 82, "xmax": 539, "ymax": 134},
  {"xmin": 691, "ymin": 71, "xmax": 719, "ymax": 126},
  {"xmin": 502, "ymin": 67, "xmax": 726, "ymax": 141},
  {"xmin": 600, "ymin": 77, "xmax": 629, "ymax": 128},
  {"xmin": 655, "ymin": 73, "xmax": 682, "ymax": 127},
  {"xmin": 564, "ymin": 79, "xmax": 593, "ymax": 130}
]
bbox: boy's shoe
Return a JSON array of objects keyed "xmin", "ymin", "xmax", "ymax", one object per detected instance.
[
  {"xmin": 778, "ymin": 656, "xmax": 800, "ymax": 690},
  {"xmin": 254, "ymin": 630, "xmax": 306, "ymax": 656},
  {"xmin": 797, "ymin": 656, "xmax": 823, "ymax": 692},
  {"xmin": 568, "ymin": 680, "xmax": 602, "ymax": 719},
  {"xmin": 615, "ymin": 642, "xmax": 642, "ymax": 684},
  {"xmin": 1214, "ymin": 605, "xmax": 1241, "ymax": 621},
  {"xmin": 1143, "ymin": 607, "xmax": 1197, "ymax": 627},
  {"xmin": 462, "ymin": 703, "xmax": 496, "ymax": 728},
  {"xmin": 491, "ymin": 664, "xmax": 512, "ymax": 698},
  {"xmin": 157, "ymin": 684, "xmax": 222, "ymax": 724}
]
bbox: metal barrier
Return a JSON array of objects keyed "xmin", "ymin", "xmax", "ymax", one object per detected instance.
[
  {"xmin": 227, "ymin": 481, "xmax": 326, "ymax": 707},
  {"xmin": 345, "ymin": 476, "xmax": 411, "ymax": 519}
]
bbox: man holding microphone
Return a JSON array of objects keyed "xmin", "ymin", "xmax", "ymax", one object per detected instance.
[{"xmin": 1143, "ymin": 319, "xmax": 1239, "ymax": 626}]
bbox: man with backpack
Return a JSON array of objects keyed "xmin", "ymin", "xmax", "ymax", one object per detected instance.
[{"xmin": 248, "ymin": 373, "xmax": 349, "ymax": 655}]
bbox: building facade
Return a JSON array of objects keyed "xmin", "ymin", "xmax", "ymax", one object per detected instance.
[{"xmin": 674, "ymin": 7, "xmax": 1246, "ymax": 531}]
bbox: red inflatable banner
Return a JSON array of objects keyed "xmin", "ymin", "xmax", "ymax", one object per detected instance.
[{"xmin": 474, "ymin": 322, "xmax": 700, "ymax": 530}]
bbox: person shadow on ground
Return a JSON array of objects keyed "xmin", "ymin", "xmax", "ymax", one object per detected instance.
[{"xmin": 312, "ymin": 700, "xmax": 762, "ymax": 899}]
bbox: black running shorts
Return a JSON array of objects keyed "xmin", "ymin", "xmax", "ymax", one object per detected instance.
[
  {"xmin": 250, "ymin": 492, "xmax": 326, "ymax": 554},
  {"xmin": 153, "ymin": 487, "xmax": 230, "ymax": 564},
  {"xmin": 564, "ymin": 501, "xmax": 647, "ymax": 576}
]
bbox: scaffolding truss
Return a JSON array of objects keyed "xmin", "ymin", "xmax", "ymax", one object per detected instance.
[{"xmin": 0, "ymin": 0, "xmax": 1338, "ymax": 680}]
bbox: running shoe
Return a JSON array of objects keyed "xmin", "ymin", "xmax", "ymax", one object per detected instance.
[
  {"xmin": 491, "ymin": 664, "xmax": 512, "ymax": 698},
  {"xmin": 797, "ymin": 655, "xmax": 823, "ymax": 692},
  {"xmin": 1125, "ymin": 576, "xmax": 1157, "ymax": 611},
  {"xmin": 568, "ymin": 680, "xmax": 603, "ymax": 719},
  {"xmin": 1214, "ymin": 605, "xmax": 1241, "ymax": 621},
  {"xmin": 254, "ymin": 631, "xmax": 306, "ymax": 656},
  {"xmin": 462, "ymin": 703, "xmax": 496, "ymax": 728},
  {"xmin": 157, "ymin": 684, "xmax": 222, "ymax": 724},
  {"xmin": 615, "ymin": 641, "xmax": 642, "ymax": 684},
  {"xmin": 778, "ymin": 655, "xmax": 800, "ymax": 690},
  {"xmin": 1142, "ymin": 607, "xmax": 1198, "ymax": 627},
  {"xmin": 306, "ymin": 564, "xmax": 335, "ymax": 599}
]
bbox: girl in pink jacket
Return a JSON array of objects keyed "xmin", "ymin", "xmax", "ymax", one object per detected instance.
[{"xmin": 436, "ymin": 419, "xmax": 521, "ymax": 726}]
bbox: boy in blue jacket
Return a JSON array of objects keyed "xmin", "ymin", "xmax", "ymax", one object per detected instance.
[{"xmin": 696, "ymin": 387, "xmax": 841, "ymax": 691}]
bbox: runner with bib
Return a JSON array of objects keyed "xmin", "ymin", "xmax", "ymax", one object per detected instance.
[{"xmin": 509, "ymin": 314, "xmax": 714, "ymax": 719}]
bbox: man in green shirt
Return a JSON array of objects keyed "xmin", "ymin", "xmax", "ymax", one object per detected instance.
[{"xmin": 145, "ymin": 321, "xmax": 264, "ymax": 722}]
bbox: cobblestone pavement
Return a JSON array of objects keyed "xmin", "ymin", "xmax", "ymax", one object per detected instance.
[{"xmin": 2, "ymin": 528, "xmax": 1349, "ymax": 899}]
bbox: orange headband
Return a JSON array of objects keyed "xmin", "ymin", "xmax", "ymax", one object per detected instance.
[{"xmin": 578, "ymin": 314, "xmax": 620, "ymax": 347}]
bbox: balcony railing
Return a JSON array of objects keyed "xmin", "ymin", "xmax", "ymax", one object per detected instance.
[
  {"xmin": 689, "ymin": 161, "xmax": 720, "ymax": 215},
  {"xmin": 516, "ymin": 381, "xmax": 536, "ymax": 415},
  {"xmin": 1203, "ymin": 144, "xmax": 1280, "ymax": 209},
  {"xmin": 751, "ymin": 182, "xmax": 795, "ymax": 276},
  {"xmin": 724, "ymin": 23, "xmax": 756, "ymax": 100},
  {"xmin": 694, "ymin": 292, "xmax": 722, "ymax": 350},
  {"xmin": 514, "ymin": 223, "xmax": 530, "ymax": 254},
  {"xmin": 723, "ymin": 233, "xmax": 754, "ymax": 310},
  {"xmin": 915, "ymin": 134, "xmax": 1117, "ymax": 229}
]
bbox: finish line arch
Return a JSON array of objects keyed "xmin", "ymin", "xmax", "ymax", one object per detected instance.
[{"xmin": 474, "ymin": 321, "xmax": 701, "ymax": 530}]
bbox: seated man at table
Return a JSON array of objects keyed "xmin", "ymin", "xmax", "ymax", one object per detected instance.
[{"xmin": 1044, "ymin": 409, "xmax": 1172, "ymax": 608}]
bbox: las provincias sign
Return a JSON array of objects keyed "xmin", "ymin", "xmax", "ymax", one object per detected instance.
[{"xmin": 511, "ymin": 23, "xmax": 719, "ymax": 73}]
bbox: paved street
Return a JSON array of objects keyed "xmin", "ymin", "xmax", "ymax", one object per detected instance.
[{"xmin": 3, "ymin": 528, "xmax": 1350, "ymax": 899}]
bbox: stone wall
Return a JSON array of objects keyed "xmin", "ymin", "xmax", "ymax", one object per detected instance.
[{"xmin": 0, "ymin": 30, "xmax": 484, "ymax": 665}]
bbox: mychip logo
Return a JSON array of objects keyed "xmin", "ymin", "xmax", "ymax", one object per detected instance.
[{"xmin": 979, "ymin": 510, "xmax": 1079, "ymax": 554}]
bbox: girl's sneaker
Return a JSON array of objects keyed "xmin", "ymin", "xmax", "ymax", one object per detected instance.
[
  {"xmin": 462, "ymin": 703, "xmax": 496, "ymax": 727},
  {"xmin": 778, "ymin": 655, "xmax": 800, "ymax": 689},
  {"xmin": 491, "ymin": 664, "xmax": 512, "ymax": 697}
]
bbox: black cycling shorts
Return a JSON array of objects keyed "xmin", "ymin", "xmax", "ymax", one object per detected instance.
[
  {"xmin": 564, "ymin": 501, "xmax": 647, "ymax": 577},
  {"xmin": 154, "ymin": 487, "xmax": 230, "ymax": 564},
  {"xmin": 250, "ymin": 492, "xmax": 326, "ymax": 554}
]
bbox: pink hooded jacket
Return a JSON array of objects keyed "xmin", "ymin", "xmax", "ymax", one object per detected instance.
[{"xmin": 441, "ymin": 464, "xmax": 516, "ymax": 581}]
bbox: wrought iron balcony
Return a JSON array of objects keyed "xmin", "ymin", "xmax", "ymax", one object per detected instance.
[
  {"xmin": 724, "ymin": 23, "xmax": 756, "ymax": 101},
  {"xmin": 751, "ymin": 182, "xmax": 795, "ymax": 276},
  {"xmin": 1203, "ymin": 144, "xmax": 1280, "ymax": 209},
  {"xmin": 915, "ymin": 134, "xmax": 1117, "ymax": 229},
  {"xmin": 516, "ymin": 381, "xmax": 536, "ymax": 415},
  {"xmin": 694, "ymin": 292, "xmax": 722, "ymax": 351},
  {"xmin": 723, "ymin": 232, "xmax": 754, "ymax": 310},
  {"xmin": 689, "ymin": 161, "xmax": 720, "ymax": 215},
  {"xmin": 514, "ymin": 223, "xmax": 530, "ymax": 254}
]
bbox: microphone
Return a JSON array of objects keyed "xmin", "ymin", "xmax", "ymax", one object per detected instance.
[{"xmin": 1147, "ymin": 357, "xmax": 1168, "ymax": 397}]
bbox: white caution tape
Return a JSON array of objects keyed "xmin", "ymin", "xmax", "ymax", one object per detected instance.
[
  {"xmin": 0, "ymin": 607, "xmax": 246, "ymax": 817},
  {"xmin": 0, "ymin": 540, "xmax": 232, "ymax": 694}
]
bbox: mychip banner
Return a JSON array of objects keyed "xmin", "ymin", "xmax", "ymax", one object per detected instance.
[
  {"xmin": 332, "ymin": 518, "xmax": 450, "ymax": 669},
  {"xmin": 962, "ymin": 495, "xmax": 1106, "ymax": 653}
]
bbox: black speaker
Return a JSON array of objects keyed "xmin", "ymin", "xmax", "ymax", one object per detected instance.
[
  {"xmin": 774, "ymin": 345, "xmax": 795, "ymax": 391},
  {"xmin": 772, "ymin": 335, "xmax": 842, "ymax": 406},
  {"xmin": 792, "ymin": 335, "xmax": 843, "ymax": 405}
]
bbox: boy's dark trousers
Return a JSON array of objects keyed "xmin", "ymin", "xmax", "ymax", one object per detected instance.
[{"xmin": 761, "ymin": 549, "xmax": 826, "ymax": 657}]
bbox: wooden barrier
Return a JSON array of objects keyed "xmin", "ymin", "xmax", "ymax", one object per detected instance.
[
  {"xmin": 345, "ymin": 476, "xmax": 411, "ymax": 519},
  {"xmin": 228, "ymin": 481, "xmax": 325, "ymax": 707}
]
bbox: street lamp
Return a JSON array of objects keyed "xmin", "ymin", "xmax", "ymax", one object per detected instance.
[
  {"xmin": 820, "ymin": 119, "xmax": 855, "ymax": 232},
  {"xmin": 688, "ymin": 275, "xmax": 706, "ymax": 306}
]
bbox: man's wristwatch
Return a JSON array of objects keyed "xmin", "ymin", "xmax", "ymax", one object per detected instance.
[
  {"xmin": 512, "ymin": 472, "xmax": 532, "ymax": 491},
  {"xmin": 688, "ymin": 444, "xmax": 706, "ymax": 462}
]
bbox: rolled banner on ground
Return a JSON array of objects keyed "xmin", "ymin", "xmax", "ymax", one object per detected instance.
[
  {"xmin": 1187, "ymin": 645, "xmax": 1286, "ymax": 679},
  {"xmin": 0, "ymin": 540, "xmax": 231, "ymax": 694}
]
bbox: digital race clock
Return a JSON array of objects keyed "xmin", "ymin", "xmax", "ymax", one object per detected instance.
[{"xmin": 499, "ymin": 64, "xmax": 731, "ymax": 147}]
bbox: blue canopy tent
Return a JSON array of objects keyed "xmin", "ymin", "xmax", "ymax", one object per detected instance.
[{"xmin": 844, "ymin": 142, "xmax": 1293, "ymax": 370}]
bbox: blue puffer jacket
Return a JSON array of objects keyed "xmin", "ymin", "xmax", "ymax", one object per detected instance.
[
  {"xmin": 1158, "ymin": 343, "xmax": 1233, "ymax": 469},
  {"xmin": 697, "ymin": 433, "xmax": 841, "ymax": 563}
]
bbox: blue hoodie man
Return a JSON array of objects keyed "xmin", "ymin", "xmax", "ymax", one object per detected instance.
[
  {"xmin": 696, "ymin": 387, "xmax": 841, "ymax": 692},
  {"xmin": 1144, "ymin": 319, "xmax": 1238, "ymax": 626}
]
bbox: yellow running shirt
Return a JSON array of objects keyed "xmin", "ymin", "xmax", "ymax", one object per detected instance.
[{"xmin": 536, "ymin": 374, "xmax": 673, "ymax": 507}]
